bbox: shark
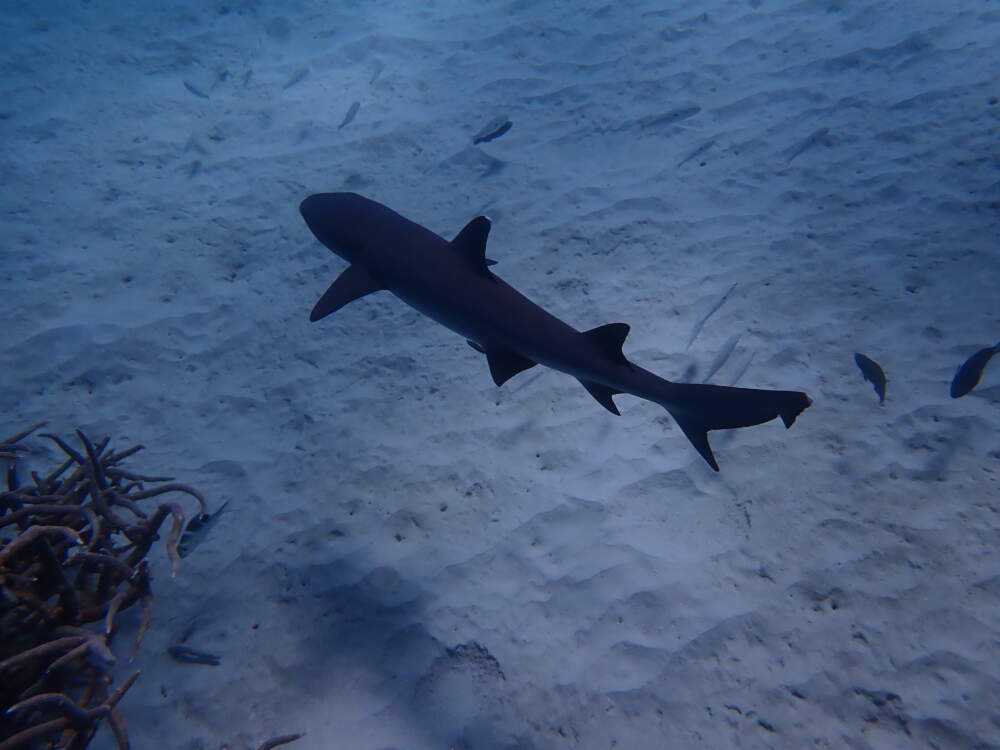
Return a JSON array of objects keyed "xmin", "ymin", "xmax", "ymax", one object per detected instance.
[{"xmin": 300, "ymin": 193, "xmax": 811, "ymax": 471}]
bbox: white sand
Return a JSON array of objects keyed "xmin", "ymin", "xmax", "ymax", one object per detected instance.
[{"xmin": 2, "ymin": 0, "xmax": 999, "ymax": 747}]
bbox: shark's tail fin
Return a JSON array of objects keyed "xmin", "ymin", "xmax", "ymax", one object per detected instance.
[{"xmin": 657, "ymin": 382, "xmax": 811, "ymax": 471}]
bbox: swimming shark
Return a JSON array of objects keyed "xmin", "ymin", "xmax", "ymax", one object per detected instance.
[{"xmin": 301, "ymin": 193, "xmax": 811, "ymax": 471}]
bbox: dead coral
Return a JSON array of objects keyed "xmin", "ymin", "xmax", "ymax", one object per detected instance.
[{"xmin": 0, "ymin": 424, "xmax": 206, "ymax": 749}]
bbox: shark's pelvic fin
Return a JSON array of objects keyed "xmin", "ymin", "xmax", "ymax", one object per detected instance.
[
  {"xmin": 579, "ymin": 379, "xmax": 623, "ymax": 415},
  {"xmin": 583, "ymin": 323, "xmax": 631, "ymax": 365},
  {"xmin": 310, "ymin": 263, "xmax": 384, "ymax": 322},
  {"xmin": 451, "ymin": 217, "xmax": 497, "ymax": 277},
  {"xmin": 468, "ymin": 339, "xmax": 535, "ymax": 384},
  {"xmin": 483, "ymin": 347, "xmax": 537, "ymax": 386}
]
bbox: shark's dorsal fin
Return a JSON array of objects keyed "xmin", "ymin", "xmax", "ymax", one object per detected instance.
[
  {"xmin": 583, "ymin": 323, "xmax": 631, "ymax": 365},
  {"xmin": 309, "ymin": 263, "xmax": 384, "ymax": 322},
  {"xmin": 483, "ymin": 347, "xmax": 536, "ymax": 386},
  {"xmin": 579, "ymin": 380, "xmax": 622, "ymax": 415},
  {"xmin": 451, "ymin": 216, "xmax": 497, "ymax": 277}
]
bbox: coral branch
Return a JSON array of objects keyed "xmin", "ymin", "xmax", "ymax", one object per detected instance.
[
  {"xmin": 1, "ymin": 424, "xmax": 205, "ymax": 749},
  {"xmin": 0, "ymin": 526, "xmax": 83, "ymax": 566}
]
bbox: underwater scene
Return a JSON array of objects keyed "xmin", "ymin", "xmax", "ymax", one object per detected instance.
[{"xmin": 1, "ymin": 0, "xmax": 998, "ymax": 748}]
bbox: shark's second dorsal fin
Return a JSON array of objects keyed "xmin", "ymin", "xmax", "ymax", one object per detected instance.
[
  {"xmin": 583, "ymin": 323, "xmax": 631, "ymax": 365},
  {"xmin": 482, "ymin": 347, "xmax": 536, "ymax": 386},
  {"xmin": 310, "ymin": 263, "xmax": 384, "ymax": 322},
  {"xmin": 452, "ymin": 216, "xmax": 497, "ymax": 277}
]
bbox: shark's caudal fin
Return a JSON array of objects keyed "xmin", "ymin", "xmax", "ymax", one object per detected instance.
[{"xmin": 658, "ymin": 382, "xmax": 811, "ymax": 471}]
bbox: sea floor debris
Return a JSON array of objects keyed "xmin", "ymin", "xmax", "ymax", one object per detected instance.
[{"xmin": 0, "ymin": 423, "xmax": 207, "ymax": 749}]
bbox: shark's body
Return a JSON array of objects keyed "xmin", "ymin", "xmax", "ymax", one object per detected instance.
[{"xmin": 301, "ymin": 193, "xmax": 811, "ymax": 470}]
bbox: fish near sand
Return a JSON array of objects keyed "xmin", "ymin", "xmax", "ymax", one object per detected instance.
[
  {"xmin": 472, "ymin": 116, "xmax": 512, "ymax": 145},
  {"xmin": 167, "ymin": 644, "xmax": 222, "ymax": 666},
  {"xmin": 950, "ymin": 342, "xmax": 999, "ymax": 398},
  {"xmin": 338, "ymin": 101, "xmax": 360, "ymax": 130},
  {"xmin": 854, "ymin": 353, "xmax": 887, "ymax": 404},
  {"xmin": 301, "ymin": 193, "xmax": 811, "ymax": 471},
  {"xmin": 178, "ymin": 500, "xmax": 229, "ymax": 558}
]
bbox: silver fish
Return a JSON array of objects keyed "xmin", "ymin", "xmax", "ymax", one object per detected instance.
[
  {"xmin": 786, "ymin": 127, "xmax": 829, "ymax": 163},
  {"xmin": 473, "ymin": 116, "xmax": 512, "ymax": 145},
  {"xmin": 728, "ymin": 351, "xmax": 756, "ymax": 387},
  {"xmin": 686, "ymin": 282, "xmax": 737, "ymax": 350},
  {"xmin": 168, "ymin": 644, "xmax": 221, "ymax": 666},
  {"xmin": 178, "ymin": 500, "xmax": 229, "ymax": 558},
  {"xmin": 702, "ymin": 334, "xmax": 741, "ymax": 384},
  {"xmin": 677, "ymin": 138, "xmax": 716, "ymax": 167},
  {"xmin": 282, "ymin": 67, "xmax": 310, "ymax": 91},
  {"xmin": 338, "ymin": 101, "xmax": 360, "ymax": 130}
]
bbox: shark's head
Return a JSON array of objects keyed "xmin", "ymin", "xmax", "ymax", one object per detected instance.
[{"xmin": 300, "ymin": 192, "xmax": 371, "ymax": 264}]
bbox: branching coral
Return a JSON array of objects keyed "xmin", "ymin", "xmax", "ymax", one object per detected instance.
[{"xmin": 0, "ymin": 424, "xmax": 206, "ymax": 749}]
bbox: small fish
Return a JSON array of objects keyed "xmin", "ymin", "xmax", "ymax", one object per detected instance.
[
  {"xmin": 686, "ymin": 282, "xmax": 737, "ymax": 350},
  {"xmin": 178, "ymin": 500, "xmax": 229, "ymax": 558},
  {"xmin": 950, "ymin": 342, "xmax": 999, "ymax": 398},
  {"xmin": 702, "ymin": 334, "xmax": 741, "ymax": 384},
  {"xmin": 167, "ymin": 644, "xmax": 221, "ymax": 666},
  {"xmin": 338, "ymin": 101, "xmax": 360, "ymax": 130},
  {"xmin": 677, "ymin": 138, "xmax": 716, "ymax": 167},
  {"xmin": 786, "ymin": 127, "xmax": 829, "ymax": 163},
  {"xmin": 183, "ymin": 80, "xmax": 210, "ymax": 100},
  {"xmin": 173, "ymin": 614, "xmax": 207, "ymax": 645},
  {"xmin": 854, "ymin": 353, "xmax": 887, "ymax": 404},
  {"xmin": 282, "ymin": 67, "xmax": 309, "ymax": 91},
  {"xmin": 473, "ymin": 117, "xmax": 512, "ymax": 145},
  {"xmin": 728, "ymin": 350, "xmax": 756, "ymax": 387}
]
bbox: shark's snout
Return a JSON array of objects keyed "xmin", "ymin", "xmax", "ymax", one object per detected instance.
[{"xmin": 300, "ymin": 193, "xmax": 362, "ymax": 258}]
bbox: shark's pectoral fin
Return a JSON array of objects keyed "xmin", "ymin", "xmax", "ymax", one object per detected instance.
[
  {"xmin": 579, "ymin": 380, "xmax": 622, "ymax": 415},
  {"xmin": 451, "ymin": 216, "xmax": 497, "ymax": 279},
  {"xmin": 310, "ymin": 264, "xmax": 384, "ymax": 322},
  {"xmin": 482, "ymin": 347, "xmax": 536, "ymax": 386},
  {"xmin": 583, "ymin": 323, "xmax": 631, "ymax": 365}
]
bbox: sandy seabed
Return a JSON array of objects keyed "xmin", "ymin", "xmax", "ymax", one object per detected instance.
[{"xmin": 2, "ymin": 0, "xmax": 999, "ymax": 748}]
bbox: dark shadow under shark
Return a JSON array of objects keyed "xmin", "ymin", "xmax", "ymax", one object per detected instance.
[{"xmin": 300, "ymin": 193, "xmax": 811, "ymax": 471}]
